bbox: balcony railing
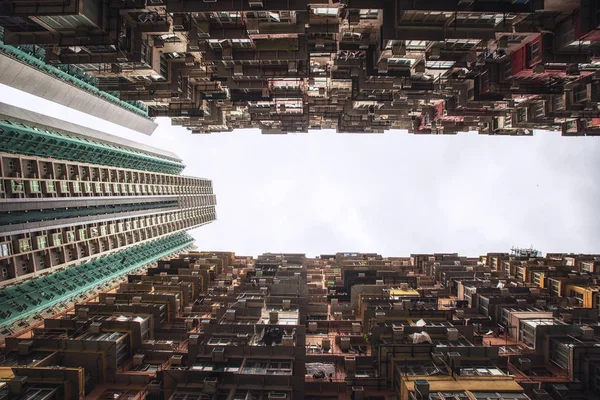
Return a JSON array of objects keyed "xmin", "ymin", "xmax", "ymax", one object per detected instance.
[
  {"xmin": 0, "ymin": 120, "xmax": 185, "ymax": 175},
  {"xmin": 0, "ymin": 231, "xmax": 194, "ymax": 332}
]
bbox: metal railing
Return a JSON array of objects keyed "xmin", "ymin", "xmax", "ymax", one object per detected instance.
[
  {"xmin": 0, "ymin": 232, "xmax": 194, "ymax": 331},
  {"xmin": 0, "ymin": 120, "xmax": 184, "ymax": 174}
]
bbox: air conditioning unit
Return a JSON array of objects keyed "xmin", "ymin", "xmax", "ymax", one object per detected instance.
[
  {"xmin": 322, "ymin": 337, "xmax": 331, "ymax": 351},
  {"xmin": 212, "ymin": 347, "xmax": 225, "ymax": 362},
  {"xmin": 378, "ymin": 59, "xmax": 388, "ymax": 73},
  {"xmin": 447, "ymin": 328, "xmax": 459, "ymax": 341},
  {"xmin": 282, "ymin": 299, "xmax": 291, "ymax": 310},
  {"xmin": 18, "ymin": 341, "xmax": 34, "ymax": 356},
  {"xmin": 352, "ymin": 323, "xmax": 361, "ymax": 334},
  {"xmin": 90, "ymin": 322, "xmax": 102, "ymax": 334},
  {"xmin": 77, "ymin": 307, "xmax": 89, "ymax": 320},
  {"xmin": 270, "ymin": 311, "xmax": 279, "ymax": 323},
  {"xmin": 133, "ymin": 354, "xmax": 145, "ymax": 366},
  {"xmin": 189, "ymin": 334, "xmax": 199, "ymax": 345},
  {"xmin": 222, "ymin": 47, "xmax": 233, "ymax": 60},
  {"xmin": 308, "ymin": 322, "xmax": 318, "ymax": 332},
  {"xmin": 352, "ymin": 386, "xmax": 364, "ymax": 400},
  {"xmin": 518, "ymin": 357, "xmax": 531, "ymax": 372},
  {"xmin": 392, "ymin": 44, "xmax": 406, "ymax": 56},
  {"xmin": 376, "ymin": 311, "xmax": 386, "ymax": 324},
  {"xmin": 203, "ymin": 377, "xmax": 218, "ymax": 393},
  {"xmin": 246, "ymin": 19, "xmax": 260, "ymax": 34},
  {"xmin": 282, "ymin": 335, "xmax": 294, "ymax": 346},
  {"xmin": 170, "ymin": 355, "xmax": 183, "ymax": 365},
  {"xmin": 345, "ymin": 356, "xmax": 356, "ymax": 373},
  {"xmin": 249, "ymin": 0, "xmax": 264, "ymax": 7},
  {"xmin": 581, "ymin": 326, "xmax": 594, "ymax": 340},
  {"xmin": 105, "ymin": 296, "xmax": 116, "ymax": 305},
  {"xmin": 225, "ymin": 309, "xmax": 236, "ymax": 321},
  {"xmin": 340, "ymin": 337, "xmax": 351, "ymax": 352},
  {"xmin": 288, "ymin": 61, "xmax": 297, "ymax": 73},
  {"xmin": 393, "ymin": 324, "xmax": 404, "ymax": 340}
]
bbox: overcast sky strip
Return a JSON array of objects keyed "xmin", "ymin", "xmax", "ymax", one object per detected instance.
[{"xmin": 2, "ymin": 83, "xmax": 599, "ymax": 257}]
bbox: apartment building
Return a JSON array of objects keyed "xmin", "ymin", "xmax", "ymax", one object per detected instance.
[
  {"xmin": 0, "ymin": 102, "xmax": 217, "ymax": 339},
  {"xmin": 0, "ymin": 0, "xmax": 598, "ymax": 135},
  {"xmin": 3, "ymin": 249, "xmax": 600, "ymax": 399}
]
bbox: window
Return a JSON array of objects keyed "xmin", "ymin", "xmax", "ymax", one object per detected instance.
[
  {"xmin": 401, "ymin": 11, "xmax": 453, "ymax": 25},
  {"xmin": 342, "ymin": 32, "xmax": 363, "ymax": 40},
  {"xmin": 36, "ymin": 236, "xmax": 47, "ymax": 249},
  {"xmin": 567, "ymin": 40, "xmax": 592, "ymax": 47},
  {"xmin": 444, "ymin": 39, "xmax": 480, "ymax": 49},
  {"xmin": 516, "ymin": 108, "xmax": 527, "ymax": 122},
  {"xmin": 471, "ymin": 393, "xmax": 530, "ymax": 400},
  {"xmin": 18, "ymin": 239, "xmax": 31, "ymax": 253},
  {"xmin": 405, "ymin": 40, "xmax": 428, "ymax": 49},
  {"xmin": 159, "ymin": 34, "xmax": 181, "ymax": 43},
  {"xmin": 232, "ymin": 39, "xmax": 253, "ymax": 48},
  {"xmin": 52, "ymin": 233, "xmax": 62, "ymax": 246},
  {"xmin": 29, "ymin": 180, "xmax": 40, "ymax": 193},
  {"xmin": 550, "ymin": 340, "xmax": 571, "ymax": 369},
  {"xmin": 359, "ymin": 9, "xmax": 379, "ymax": 19},
  {"xmin": 388, "ymin": 58, "xmax": 414, "ymax": 67},
  {"xmin": 573, "ymin": 86, "xmax": 588, "ymax": 102},
  {"xmin": 217, "ymin": 11, "xmax": 240, "ymax": 20},
  {"xmin": 0, "ymin": 243, "xmax": 10, "ymax": 257},
  {"xmin": 426, "ymin": 60, "xmax": 455, "ymax": 69},
  {"xmin": 312, "ymin": 8, "xmax": 338, "ymax": 17},
  {"xmin": 527, "ymin": 41, "xmax": 540, "ymax": 64}
]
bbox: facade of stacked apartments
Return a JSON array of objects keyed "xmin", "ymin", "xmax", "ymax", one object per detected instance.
[
  {"xmin": 0, "ymin": 0, "xmax": 599, "ymax": 135},
  {"xmin": 2, "ymin": 249, "xmax": 600, "ymax": 400},
  {"xmin": 0, "ymin": 100, "xmax": 218, "ymax": 345}
]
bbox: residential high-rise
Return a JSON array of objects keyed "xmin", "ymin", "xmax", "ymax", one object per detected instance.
[
  {"xmin": 1, "ymin": 0, "xmax": 599, "ymax": 135},
  {"xmin": 0, "ymin": 101, "xmax": 217, "ymax": 336},
  {"xmin": 2, "ymin": 249, "xmax": 600, "ymax": 399},
  {"xmin": 0, "ymin": 27, "xmax": 158, "ymax": 135}
]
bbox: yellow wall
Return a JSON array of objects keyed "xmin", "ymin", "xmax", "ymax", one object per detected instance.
[{"xmin": 401, "ymin": 376, "xmax": 524, "ymax": 400}]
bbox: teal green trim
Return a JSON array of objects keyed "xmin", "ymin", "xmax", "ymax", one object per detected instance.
[
  {"xmin": 0, "ymin": 231, "xmax": 194, "ymax": 329},
  {"xmin": 0, "ymin": 28, "xmax": 151, "ymax": 119},
  {"xmin": 0, "ymin": 120, "xmax": 185, "ymax": 174}
]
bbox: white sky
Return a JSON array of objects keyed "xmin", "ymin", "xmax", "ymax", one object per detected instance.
[{"xmin": 2, "ymin": 83, "xmax": 599, "ymax": 257}]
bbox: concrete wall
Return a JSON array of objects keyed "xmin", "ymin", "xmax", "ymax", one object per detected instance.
[{"xmin": 0, "ymin": 54, "xmax": 158, "ymax": 135}]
